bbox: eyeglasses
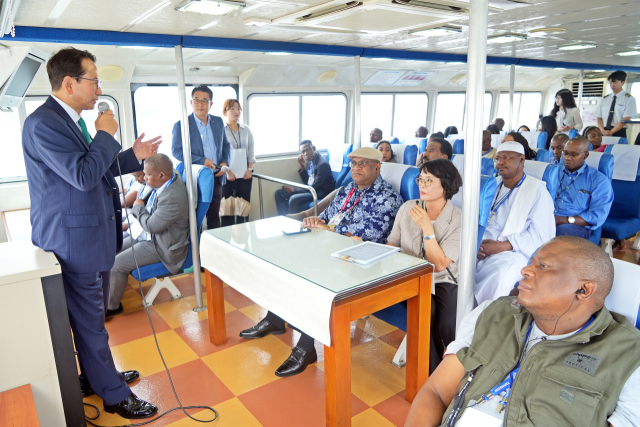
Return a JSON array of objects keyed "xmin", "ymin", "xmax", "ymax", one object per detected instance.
[
  {"xmin": 349, "ymin": 160, "xmax": 377, "ymax": 168},
  {"xmin": 192, "ymin": 98, "xmax": 212, "ymax": 105},
  {"xmin": 561, "ymin": 150, "xmax": 588, "ymax": 159},
  {"xmin": 74, "ymin": 76, "xmax": 102, "ymax": 89},
  {"xmin": 415, "ymin": 177, "xmax": 435, "ymax": 187}
]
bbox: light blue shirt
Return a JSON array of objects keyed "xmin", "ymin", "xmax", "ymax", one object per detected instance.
[
  {"xmin": 553, "ymin": 163, "xmax": 614, "ymax": 229},
  {"xmin": 195, "ymin": 116, "xmax": 217, "ymax": 164},
  {"xmin": 548, "ymin": 155, "xmax": 559, "ymax": 165}
]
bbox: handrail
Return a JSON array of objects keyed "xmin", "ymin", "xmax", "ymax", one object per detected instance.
[{"xmin": 252, "ymin": 173, "xmax": 318, "ymax": 218}]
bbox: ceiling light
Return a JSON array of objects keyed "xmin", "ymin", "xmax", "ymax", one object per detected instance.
[
  {"xmin": 371, "ymin": 57, "xmax": 392, "ymax": 61},
  {"xmin": 116, "ymin": 46, "xmax": 156, "ymax": 50},
  {"xmin": 317, "ymin": 70, "xmax": 338, "ymax": 83},
  {"xmin": 529, "ymin": 27, "xmax": 566, "ymax": 34},
  {"xmin": 409, "ymin": 25, "xmax": 462, "ymax": 37},
  {"xmin": 558, "ymin": 43, "xmax": 597, "ymax": 51},
  {"xmin": 450, "ymin": 74, "xmax": 466, "ymax": 84},
  {"xmin": 615, "ymin": 51, "xmax": 640, "ymax": 56},
  {"xmin": 175, "ymin": 0, "xmax": 245, "ymax": 16},
  {"xmin": 264, "ymin": 52, "xmax": 292, "ymax": 56},
  {"xmin": 592, "ymin": 69, "xmax": 606, "ymax": 72},
  {"xmin": 98, "ymin": 65, "xmax": 125, "ymax": 82},
  {"xmin": 536, "ymin": 77, "xmax": 552, "ymax": 85},
  {"xmin": 487, "ymin": 33, "xmax": 527, "ymax": 44},
  {"xmin": 244, "ymin": 17, "xmax": 270, "ymax": 26},
  {"xmin": 553, "ymin": 67, "xmax": 567, "ymax": 70}
]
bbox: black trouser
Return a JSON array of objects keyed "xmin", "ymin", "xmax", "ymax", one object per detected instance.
[
  {"xmin": 606, "ymin": 128, "xmax": 627, "ymax": 138},
  {"xmin": 205, "ymin": 176, "xmax": 224, "ymax": 229},
  {"xmin": 429, "ymin": 281, "xmax": 458, "ymax": 374},
  {"xmin": 221, "ymin": 177, "xmax": 253, "ymax": 227},
  {"xmin": 265, "ymin": 311, "xmax": 315, "ymax": 352}
]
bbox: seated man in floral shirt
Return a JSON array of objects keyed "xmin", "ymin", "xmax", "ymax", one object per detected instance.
[{"xmin": 239, "ymin": 147, "xmax": 404, "ymax": 378}]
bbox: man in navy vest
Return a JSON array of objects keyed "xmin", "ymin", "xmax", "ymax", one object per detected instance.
[
  {"xmin": 22, "ymin": 47, "xmax": 160, "ymax": 418},
  {"xmin": 172, "ymin": 85, "xmax": 231, "ymax": 229}
]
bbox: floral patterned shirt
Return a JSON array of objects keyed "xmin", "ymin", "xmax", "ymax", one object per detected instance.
[{"xmin": 319, "ymin": 175, "xmax": 404, "ymax": 243}]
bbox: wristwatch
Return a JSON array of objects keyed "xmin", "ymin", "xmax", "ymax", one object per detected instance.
[
  {"xmin": 250, "ymin": 168, "xmax": 254, "ymax": 172},
  {"xmin": 424, "ymin": 234, "xmax": 436, "ymax": 241},
  {"xmin": 567, "ymin": 216, "xmax": 575, "ymax": 224}
]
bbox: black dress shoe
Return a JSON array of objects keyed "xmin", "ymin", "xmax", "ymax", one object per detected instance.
[
  {"xmin": 81, "ymin": 370, "xmax": 140, "ymax": 398},
  {"xmin": 275, "ymin": 346, "xmax": 317, "ymax": 377},
  {"xmin": 105, "ymin": 303, "xmax": 124, "ymax": 319},
  {"xmin": 239, "ymin": 318, "xmax": 286, "ymax": 339},
  {"xmin": 104, "ymin": 393, "xmax": 158, "ymax": 419}
]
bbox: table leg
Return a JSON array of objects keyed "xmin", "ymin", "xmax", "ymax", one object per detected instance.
[
  {"xmin": 205, "ymin": 270, "xmax": 227, "ymax": 346},
  {"xmin": 405, "ymin": 272, "xmax": 432, "ymax": 402},
  {"xmin": 324, "ymin": 302, "xmax": 351, "ymax": 427}
]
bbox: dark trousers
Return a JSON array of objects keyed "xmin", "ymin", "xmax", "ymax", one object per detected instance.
[
  {"xmin": 274, "ymin": 189, "xmax": 315, "ymax": 216},
  {"xmin": 221, "ymin": 177, "xmax": 252, "ymax": 227},
  {"xmin": 556, "ymin": 223, "xmax": 591, "ymax": 239},
  {"xmin": 62, "ymin": 268, "xmax": 130, "ymax": 406},
  {"xmin": 611, "ymin": 128, "xmax": 627, "ymax": 138},
  {"xmin": 206, "ymin": 176, "xmax": 224, "ymax": 229},
  {"xmin": 430, "ymin": 281, "xmax": 458, "ymax": 374},
  {"xmin": 265, "ymin": 311, "xmax": 315, "ymax": 352}
]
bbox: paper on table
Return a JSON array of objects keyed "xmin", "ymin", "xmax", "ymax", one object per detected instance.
[
  {"xmin": 331, "ymin": 242, "xmax": 400, "ymax": 265},
  {"xmin": 229, "ymin": 148, "xmax": 248, "ymax": 176}
]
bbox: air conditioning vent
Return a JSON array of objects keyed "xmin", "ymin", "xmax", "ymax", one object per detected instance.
[
  {"xmin": 392, "ymin": 0, "xmax": 466, "ymax": 13},
  {"xmin": 298, "ymin": 1, "xmax": 362, "ymax": 22},
  {"xmin": 571, "ymin": 79, "xmax": 605, "ymax": 97}
]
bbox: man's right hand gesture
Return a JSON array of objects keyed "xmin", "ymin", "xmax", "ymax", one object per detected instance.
[
  {"xmin": 297, "ymin": 154, "xmax": 305, "ymax": 169},
  {"xmin": 95, "ymin": 109, "xmax": 118, "ymax": 136}
]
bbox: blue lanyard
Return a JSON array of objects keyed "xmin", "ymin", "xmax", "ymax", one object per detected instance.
[
  {"xmin": 556, "ymin": 168, "xmax": 586, "ymax": 200},
  {"xmin": 229, "ymin": 126, "xmax": 242, "ymax": 149},
  {"xmin": 146, "ymin": 175, "xmax": 175, "ymax": 214},
  {"xmin": 490, "ymin": 173, "xmax": 526, "ymax": 217}
]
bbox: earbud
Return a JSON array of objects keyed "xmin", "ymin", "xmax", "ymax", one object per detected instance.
[{"xmin": 575, "ymin": 288, "xmax": 585, "ymax": 295}]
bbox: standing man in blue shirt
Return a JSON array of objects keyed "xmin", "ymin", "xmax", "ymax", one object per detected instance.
[
  {"xmin": 554, "ymin": 136, "xmax": 613, "ymax": 239},
  {"xmin": 172, "ymin": 85, "xmax": 230, "ymax": 229},
  {"xmin": 274, "ymin": 140, "xmax": 335, "ymax": 215}
]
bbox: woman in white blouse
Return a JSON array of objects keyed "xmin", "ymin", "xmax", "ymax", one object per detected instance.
[
  {"xmin": 551, "ymin": 88, "xmax": 583, "ymax": 132},
  {"xmin": 221, "ymin": 99, "xmax": 256, "ymax": 226}
]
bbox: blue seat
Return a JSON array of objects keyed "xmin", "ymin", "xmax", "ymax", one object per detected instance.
[
  {"xmin": 402, "ymin": 137, "xmax": 427, "ymax": 154},
  {"xmin": 582, "ymin": 152, "xmax": 614, "ymax": 244},
  {"xmin": 535, "ymin": 149, "xmax": 550, "ymax": 162},
  {"xmin": 452, "ymin": 154, "xmax": 496, "ymax": 176},
  {"xmin": 602, "ymin": 136, "xmax": 629, "ymax": 145},
  {"xmin": 523, "ymin": 160, "xmax": 558, "ymax": 194},
  {"xmin": 452, "ymin": 139, "xmax": 464, "ymax": 155},
  {"xmin": 568, "ymin": 129, "xmax": 579, "ymax": 139},
  {"xmin": 328, "ymin": 144, "xmax": 353, "ymax": 189},
  {"xmin": 391, "ymin": 144, "xmax": 418, "ymax": 166},
  {"xmin": 601, "ymin": 149, "xmax": 640, "ymax": 243},
  {"xmin": 389, "ymin": 137, "xmax": 400, "ymax": 144},
  {"xmin": 130, "ymin": 164, "xmax": 214, "ymax": 306},
  {"xmin": 537, "ymin": 131, "xmax": 549, "ymax": 149},
  {"xmin": 378, "ymin": 162, "xmax": 421, "ymax": 201}
]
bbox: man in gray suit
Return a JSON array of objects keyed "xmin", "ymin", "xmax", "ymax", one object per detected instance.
[{"xmin": 107, "ymin": 154, "xmax": 190, "ymax": 316}]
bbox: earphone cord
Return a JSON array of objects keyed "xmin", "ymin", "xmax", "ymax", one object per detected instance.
[
  {"xmin": 549, "ymin": 293, "xmax": 579, "ymax": 336},
  {"xmin": 82, "ymin": 155, "xmax": 218, "ymax": 426}
]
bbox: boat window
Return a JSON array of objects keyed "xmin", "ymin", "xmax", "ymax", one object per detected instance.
[
  {"xmin": 497, "ymin": 92, "xmax": 543, "ymax": 132},
  {"xmin": 432, "ymin": 92, "xmax": 492, "ymax": 135},
  {"xmin": 361, "ymin": 93, "xmax": 429, "ymax": 142}
]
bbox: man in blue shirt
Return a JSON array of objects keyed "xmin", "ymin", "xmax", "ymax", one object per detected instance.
[
  {"xmin": 554, "ymin": 136, "xmax": 614, "ymax": 239},
  {"xmin": 274, "ymin": 140, "xmax": 335, "ymax": 215}
]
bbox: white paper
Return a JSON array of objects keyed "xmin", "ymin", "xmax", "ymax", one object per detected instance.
[
  {"xmin": 128, "ymin": 216, "xmax": 145, "ymax": 240},
  {"xmin": 229, "ymin": 148, "xmax": 248, "ymax": 177},
  {"xmin": 331, "ymin": 242, "xmax": 400, "ymax": 265}
]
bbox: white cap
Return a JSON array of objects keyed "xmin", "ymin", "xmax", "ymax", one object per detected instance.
[{"xmin": 496, "ymin": 141, "xmax": 525, "ymax": 155}]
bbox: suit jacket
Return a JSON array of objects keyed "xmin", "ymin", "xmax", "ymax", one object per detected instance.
[
  {"xmin": 22, "ymin": 96, "xmax": 143, "ymax": 273},
  {"xmin": 172, "ymin": 113, "xmax": 231, "ymax": 167},
  {"xmin": 131, "ymin": 172, "xmax": 190, "ymax": 273},
  {"xmin": 297, "ymin": 152, "xmax": 335, "ymax": 200}
]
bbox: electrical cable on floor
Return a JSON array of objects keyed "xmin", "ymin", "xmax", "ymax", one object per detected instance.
[{"xmin": 81, "ymin": 153, "xmax": 218, "ymax": 426}]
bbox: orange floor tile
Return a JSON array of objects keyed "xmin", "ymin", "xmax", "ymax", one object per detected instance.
[{"xmin": 90, "ymin": 273, "xmax": 411, "ymax": 426}]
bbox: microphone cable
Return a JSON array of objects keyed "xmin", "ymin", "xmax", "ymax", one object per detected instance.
[{"xmin": 82, "ymin": 121, "xmax": 218, "ymax": 426}]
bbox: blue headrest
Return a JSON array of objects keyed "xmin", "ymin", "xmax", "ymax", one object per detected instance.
[
  {"xmin": 402, "ymin": 138, "xmax": 427, "ymax": 154},
  {"xmin": 451, "ymin": 154, "xmax": 496, "ymax": 176},
  {"xmin": 619, "ymin": 138, "xmax": 629, "ymax": 145},
  {"xmin": 479, "ymin": 175, "xmax": 498, "ymax": 228},
  {"xmin": 568, "ymin": 129, "xmax": 579, "ymax": 139},
  {"xmin": 391, "ymin": 144, "xmax": 418, "ymax": 166},
  {"xmin": 389, "ymin": 137, "xmax": 399, "ymax": 144},
  {"xmin": 176, "ymin": 163, "xmax": 214, "ymax": 204},
  {"xmin": 537, "ymin": 131, "xmax": 549, "ymax": 149},
  {"xmin": 523, "ymin": 160, "xmax": 558, "ymax": 194},
  {"xmin": 584, "ymin": 152, "xmax": 614, "ymax": 181},
  {"xmin": 379, "ymin": 162, "xmax": 420, "ymax": 201},
  {"xmin": 535, "ymin": 148, "xmax": 550, "ymax": 162},
  {"xmin": 453, "ymin": 139, "xmax": 464, "ymax": 155}
]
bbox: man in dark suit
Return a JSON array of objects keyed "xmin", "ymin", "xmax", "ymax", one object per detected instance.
[
  {"xmin": 22, "ymin": 47, "xmax": 159, "ymax": 418},
  {"xmin": 172, "ymin": 85, "xmax": 230, "ymax": 229},
  {"xmin": 275, "ymin": 140, "xmax": 335, "ymax": 215},
  {"xmin": 107, "ymin": 154, "xmax": 190, "ymax": 315}
]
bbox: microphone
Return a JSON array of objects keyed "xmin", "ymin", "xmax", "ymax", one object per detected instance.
[{"xmin": 98, "ymin": 102, "xmax": 109, "ymax": 115}]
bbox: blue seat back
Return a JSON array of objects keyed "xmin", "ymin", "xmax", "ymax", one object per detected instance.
[
  {"xmin": 568, "ymin": 129, "xmax": 579, "ymax": 139},
  {"xmin": 584, "ymin": 152, "xmax": 614, "ymax": 181},
  {"xmin": 450, "ymin": 175, "xmax": 498, "ymax": 252},
  {"xmin": 379, "ymin": 162, "xmax": 420, "ymax": 201},
  {"xmin": 523, "ymin": 160, "xmax": 558, "ymax": 194},
  {"xmin": 535, "ymin": 148, "xmax": 550, "ymax": 162},
  {"xmin": 519, "ymin": 131, "xmax": 539, "ymax": 148},
  {"xmin": 452, "ymin": 154, "xmax": 496, "ymax": 176},
  {"xmin": 452, "ymin": 139, "xmax": 464, "ymax": 155},
  {"xmin": 389, "ymin": 137, "xmax": 399, "ymax": 144},
  {"xmin": 602, "ymin": 136, "xmax": 629, "ymax": 145},
  {"xmin": 328, "ymin": 144, "xmax": 353, "ymax": 188},
  {"xmin": 537, "ymin": 131, "xmax": 549, "ymax": 149},
  {"xmin": 390, "ymin": 144, "xmax": 418, "ymax": 166},
  {"xmin": 402, "ymin": 137, "xmax": 427, "ymax": 154},
  {"xmin": 606, "ymin": 153, "xmax": 640, "ymax": 220}
]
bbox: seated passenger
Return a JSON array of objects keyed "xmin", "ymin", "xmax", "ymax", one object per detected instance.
[
  {"xmin": 517, "ymin": 125, "xmax": 530, "ymax": 132},
  {"xmin": 106, "ymin": 154, "xmax": 190, "ymax": 317},
  {"xmin": 540, "ymin": 115, "xmax": 558, "ymax": 149},
  {"xmin": 584, "ymin": 125, "xmax": 606, "ymax": 152},
  {"xmin": 548, "ymin": 133, "xmax": 569, "ymax": 165},
  {"xmin": 275, "ymin": 140, "xmax": 335, "ymax": 216},
  {"xmin": 554, "ymin": 137, "xmax": 613, "ymax": 239},
  {"xmin": 120, "ymin": 171, "xmax": 146, "ymax": 208},
  {"xmin": 415, "ymin": 126, "xmax": 428, "ymax": 138},
  {"xmin": 443, "ymin": 126, "xmax": 458, "ymax": 138},
  {"xmin": 503, "ymin": 131, "xmax": 536, "ymax": 160},
  {"xmin": 385, "ymin": 159, "xmax": 462, "ymax": 373},
  {"xmin": 486, "ymin": 124, "xmax": 500, "ymax": 135},
  {"xmin": 475, "ymin": 141, "xmax": 555, "ymax": 304},
  {"xmin": 240, "ymin": 147, "xmax": 403, "ymax": 377},
  {"xmin": 482, "ymin": 130, "xmax": 497, "ymax": 159},
  {"xmin": 370, "ymin": 127, "xmax": 383, "ymax": 143},
  {"xmin": 493, "ymin": 117, "xmax": 505, "ymax": 132},
  {"xmin": 416, "ymin": 137, "xmax": 453, "ymax": 166},
  {"xmin": 405, "ymin": 236, "xmax": 640, "ymax": 427},
  {"xmin": 377, "ymin": 140, "xmax": 396, "ymax": 163}
]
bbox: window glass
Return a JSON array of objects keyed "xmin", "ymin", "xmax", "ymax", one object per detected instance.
[
  {"xmin": 630, "ymin": 82, "xmax": 640, "ymax": 107},
  {"xmin": 361, "ymin": 94, "xmax": 393, "ymax": 143},
  {"xmin": 0, "ymin": 108, "xmax": 25, "ymax": 181},
  {"xmin": 434, "ymin": 93, "xmax": 465, "ymax": 134},
  {"xmin": 301, "ymin": 95, "xmax": 346, "ymax": 151},
  {"xmin": 483, "ymin": 92, "xmax": 493, "ymax": 129},
  {"xmin": 249, "ymin": 95, "xmax": 300, "ymax": 156},
  {"xmin": 26, "ymin": 98, "xmax": 118, "ymax": 138},
  {"xmin": 134, "ymin": 85, "xmax": 237, "ymax": 162},
  {"xmin": 393, "ymin": 94, "xmax": 428, "ymax": 140},
  {"xmin": 497, "ymin": 92, "xmax": 542, "ymax": 131}
]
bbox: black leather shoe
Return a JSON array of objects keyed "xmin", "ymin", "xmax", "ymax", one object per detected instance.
[
  {"xmin": 239, "ymin": 318, "xmax": 286, "ymax": 339},
  {"xmin": 275, "ymin": 346, "xmax": 317, "ymax": 377},
  {"xmin": 81, "ymin": 370, "xmax": 140, "ymax": 398},
  {"xmin": 105, "ymin": 303, "xmax": 124, "ymax": 319},
  {"xmin": 104, "ymin": 393, "xmax": 158, "ymax": 419}
]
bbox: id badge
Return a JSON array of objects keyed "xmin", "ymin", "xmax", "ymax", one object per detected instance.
[
  {"xmin": 328, "ymin": 212, "xmax": 346, "ymax": 228},
  {"xmin": 308, "ymin": 176, "xmax": 315, "ymax": 186},
  {"xmin": 457, "ymin": 397, "xmax": 504, "ymax": 427}
]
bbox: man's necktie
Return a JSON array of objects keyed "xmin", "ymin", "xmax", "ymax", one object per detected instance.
[
  {"xmin": 605, "ymin": 95, "xmax": 617, "ymax": 130},
  {"xmin": 77, "ymin": 118, "xmax": 92, "ymax": 145}
]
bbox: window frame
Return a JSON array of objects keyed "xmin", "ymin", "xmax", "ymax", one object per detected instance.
[
  {"xmin": 361, "ymin": 91, "xmax": 429, "ymax": 137},
  {"xmin": 0, "ymin": 94, "xmax": 121, "ymax": 185},
  {"xmin": 433, "ymin": 91, "xmax": 493, "ymax": 133},
  {"xmin": 247, "ymin": 92, "xmax": 348, "ymax": 159},
  {"xmin": 496, "ymin": 90, "xmax": 544, "ymax": 128}
]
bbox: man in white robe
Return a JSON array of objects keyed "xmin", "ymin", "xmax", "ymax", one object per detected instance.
[{"xmin": 475, "ymin": 141, "xmax": 555, "ymax": 303}]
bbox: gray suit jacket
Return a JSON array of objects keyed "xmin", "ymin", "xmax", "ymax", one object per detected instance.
[{"xmin": 131, "ymin": 172, "xmax": 190, "ymax": 273}]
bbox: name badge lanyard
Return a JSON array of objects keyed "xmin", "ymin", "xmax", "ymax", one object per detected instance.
[
  {"xmin": 490, "ymin": 173, "xmax": 526, "ymax": 219},
  {"xmin": 555, "ymin": 168, "xmax": 586, "ymax": 200},
  {"xmin": 330, "ymin": 187, "xmax": 370, "ymax": 227},
  {"xmin": 229, "ymin": 127, "xmax": 242, "ymax": 149}
]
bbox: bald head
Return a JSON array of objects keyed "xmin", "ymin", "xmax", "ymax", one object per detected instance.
[
  {"xmin": 567, "ymin": 136, "xmax": 589, "ymax": 151},
  {"xmin": 550, "ymin": 133, "xmax": 570, "ymax": 161},
  {"xmin": 562, "ymin": 136, "xmax": 590, "ymax": 172},
  {"xmin": 145, "ymin": 153, "xmax": 174, "ymax": 176},
  {"xmin": 482, "ymin": 130, "xmax": 492, "ymax": 151}
]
